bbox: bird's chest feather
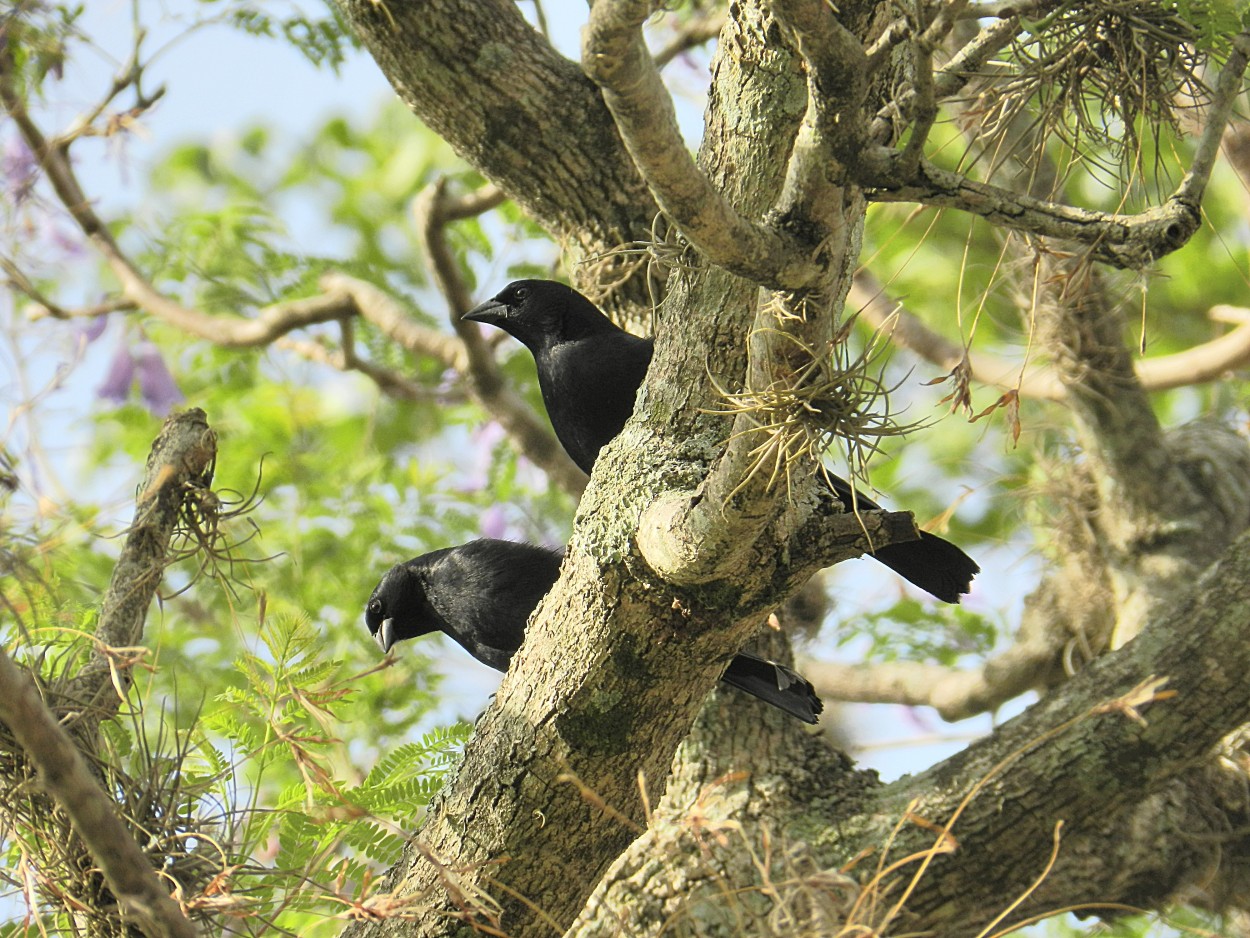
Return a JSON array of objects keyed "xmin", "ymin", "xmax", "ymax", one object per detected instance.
[{"xmin": 539, "ymin": 341, "xmax": 641, "ymax": 469}]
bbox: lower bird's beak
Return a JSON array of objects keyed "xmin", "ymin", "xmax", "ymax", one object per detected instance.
[
  {"xmin": 375, "ymin": 618, "xmax": 396, "ymax": 654},
  {"xmin": 462, "ymin": 298, "xmax": 507, "ymax": 324}
]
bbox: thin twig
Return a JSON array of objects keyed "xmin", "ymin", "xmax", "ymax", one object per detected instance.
[
  {"xmin": 651, "ymin": 10, "xmax": 724, "ymax": 69},
  {"xmin": 412, "ymin": 180, "xmax": 588, "ymax": 495}
]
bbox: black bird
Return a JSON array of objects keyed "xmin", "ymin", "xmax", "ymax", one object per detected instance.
[
  {"xmin": 366, "ymin": 539, "xmax": 823, "ymax": 724},
  {"xmin": 464, "ymin": 280, "xmax": 979, "ymax": 603}
]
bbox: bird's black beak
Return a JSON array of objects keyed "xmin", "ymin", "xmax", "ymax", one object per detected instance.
[
  {"xmin": 462, "ymin": 298, "xmax": 507, "ymax": 324},
  {"xmin": 375, "ymin": 618, "xmax": 396, "ymax": 654}
]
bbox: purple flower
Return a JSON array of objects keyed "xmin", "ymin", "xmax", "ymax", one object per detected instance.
[
  {"xmin": 2, "ymin": 135, "xmax": 37, "ymax": 206},
  {"xmin": 472, "ymin": 421, "xmax": 506, "ymax": 460},
  {"xmin": 134, "ymin": 341, "xmax": 184, "ymax": 416},
  {"xmin": 478, "ymin": 504, "xmax": 510, "ymax": 540},
  {"xmin": 39, "ymin": 214, "xmax": 85, "ymax": 258},
  {"xmin": 97, "ymin": 339, "xmax": 135, "ymax": 404},
  {"xmin": 79, "ymin": 314, "xmax": 109, "ymax": 345}
]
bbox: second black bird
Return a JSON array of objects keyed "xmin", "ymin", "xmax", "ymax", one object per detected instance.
[
  {"xmin": 365, "ymin": 538, "xmax": 823, "ymax": 724},
  {"xmin": 464, "ymin": 279, "xmax": 979, "ymax": 603}
]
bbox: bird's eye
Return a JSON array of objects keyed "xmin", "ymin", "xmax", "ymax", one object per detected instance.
[
  {"xmin": 367, "ymin": 599, "xmax": 382, "ymax": 615},
  {"xmin": 513, "ymin": 286, "xmax": 529, "ymax": 302}
]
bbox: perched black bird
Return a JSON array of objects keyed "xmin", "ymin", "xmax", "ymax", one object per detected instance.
[
  {"xmin": 366, "ymin": 539, "xmax": 823, "ymax": 724},
  {"xmin": 464, "ymin": 280, "xmax": 979, "ymax": 602}
]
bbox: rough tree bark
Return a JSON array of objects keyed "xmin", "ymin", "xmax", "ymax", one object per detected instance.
[{"xmin": 328, "ymin": 2, "xmax": 1250, "ymax": 937}]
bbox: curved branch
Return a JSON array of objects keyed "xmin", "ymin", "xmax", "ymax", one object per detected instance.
[
  {"xmin": 802, "ymin": 638, "xmax": 1052, "ymax": 722},
  {"xmin": 1141, "ymin": 305, "xmax": 1250, "ymax": 390},
  {"xmin": 0, "ymin": 647, "xmax": 199, "ymax": 938},
  {"xmin": 0, "ymin": 60, "xmax": 359, "ymax": 347},
  {"xmin": 868, "ymin": 32, "xmax": 1250, "ymax": 268},
  {"xmin": 412, "ymin": 180, "xmax": 588, "ymax": 494},
  {"xmin": 1175, "ymin": 32, "xmax": 1250, "ymax": 210},
  {"xmin": 868, "ymin": 15, "xmax": 1022, "ymax": 143},
  {"xmin": 855, "ymin": 276, "xmax": 1250, "ymax": 400},
  {"xmin": 582, "ymin": 0, "xmax": 821, "ymax": 289},
  {"xmin": 321, "ymin": 274, "xmax": 588, "ymax": 496},
  {"xmin": 871, "ymin": 161, "xmax": 1201, "ymax": 268},
  {"xmin": 414, "ymin": 179, "xmax": 510, "ymax": 395},
  {"xmin": 276, "ymin": 332, "xmax": 435, "ymax": 401},
  {"xmin": 769, "ymin": 0, "xmax": 868, "ymax": 220},
  {"xmin": 651, "ymin": 10, "xmax": 724, "ymax": 69}
]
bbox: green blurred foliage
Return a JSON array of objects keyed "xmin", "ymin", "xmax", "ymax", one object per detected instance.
[
  {"xmin": 838, "ymin": 598, "xmax": 999, "ymax": 667},
  {"xmin": 1040, "ymin": 906, "xmax": 1227, "ymax": 938},
  {"xmin": 2, "ymin": 13, "xmax": 571, "ymax": 926}
]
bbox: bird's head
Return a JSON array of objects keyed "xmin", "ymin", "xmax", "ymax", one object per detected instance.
[
  {"xmin": 462, "ymin": 279, "xmax": 614, "ymax": 349},
  {"xmin": 364, "ymin": 563, "xmax": 440, "ymax": 654}
]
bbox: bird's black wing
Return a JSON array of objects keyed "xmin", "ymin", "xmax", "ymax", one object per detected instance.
[
  {"xmin": 379, "ymin": 539, "xmax": 824, "ymax": 722},
  {"xmin": 821, "ymin": 474, "xmax": 979, "ymax": 603},
  {"xmin": 545, "ymin": 333, "xmax": 977, "ymax": 600},
  {"xmin": 719, "ymin": 655, "xmax": 823, "ymax": 724}
]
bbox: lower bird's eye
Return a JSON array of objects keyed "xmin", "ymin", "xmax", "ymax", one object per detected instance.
[
  {"xmin": 514, "ymin": 287, "xmax": 529, "ymax": 301},
  {"xmin": 367, "ymin": 599, "xmax": 382, "ymax": 616}
]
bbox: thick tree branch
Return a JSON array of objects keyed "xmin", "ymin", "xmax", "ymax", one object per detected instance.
[
  {"xmin": 854, "ymin": 530, "xmax": 1250, "ymax": 934},
  {"xmin": 802, "ymin": 642, "xmax": 1051, "ymax": 722},
  {"xmin": 1033, "ymin": 255, "xmax": 1220, "ymax": 654},
  {"xmin": 331, "ymin": 0, "xmax": 657, "ymax": 294},
  {"xmin": 639, "ymin": 286, "xmax": 898, "ymax": 586},
  {"xmin": 871, "ymin": 161, "xmax": 1201, "ymax": 267},
  {"xmin": 60, "ymin": 410, "xmax": 216, "ymax": 727},
  {"xmin": 582, "ymin": 0, "xmax": 822, "ymax": 289},
  {"xmin": 628, "ymin": 0, "xmax": 888, "ymax": 585},
  {"xmin": 0, "ymin": 647, "xmax": 199, "ymax": 938},
  {"xmin": 769, "ymin": 0, "xmax": 869, "ymax": 215},
  {"xmin": 575, "ymin": 527, "xmax": 1250, "ymax": 938}
]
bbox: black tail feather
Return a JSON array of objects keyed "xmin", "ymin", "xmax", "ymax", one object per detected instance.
[
  {"xmin": 823, "ymin": 474, "xmax": 978, "ymax": 603},
  {"xmin": 719, "ymin": 655, "xmax": 823, "ymax": 724},
  {"xmin": 869, "ymin": 531, "xmax": 980, "ymax": 604}
]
